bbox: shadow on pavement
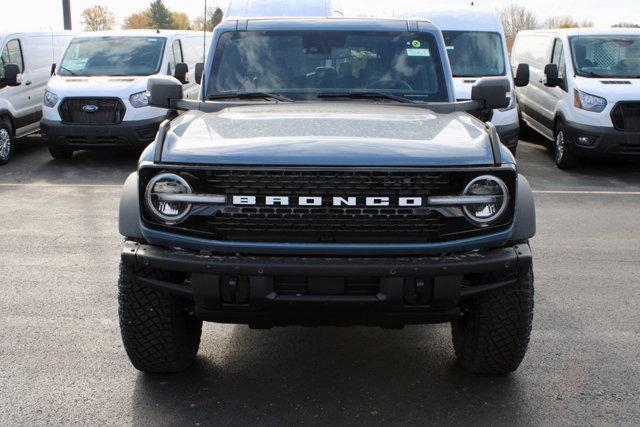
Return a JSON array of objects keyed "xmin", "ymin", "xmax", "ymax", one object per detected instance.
[{"xmin": 130, "ymin": 325, "xmax": 531, "ymax": 425}]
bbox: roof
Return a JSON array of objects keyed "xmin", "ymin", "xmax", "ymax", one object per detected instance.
[
  {"xmin": 396, "ymin": 6, "xmax": 502, "ymax": 32},
  {"xmin": 223, "ymin": 17, "xmax": 437, "ymax": 33},
  {"xmin": 73, "ymin": 30, "xmax": 207, "ymax": 39},
  {"xmin": 0, "ymin": 30, "xmax": 75, "ymax": 38},
  {"xmin": 518, "ymin": 27, "xmax": 640, "ymax": 37}
]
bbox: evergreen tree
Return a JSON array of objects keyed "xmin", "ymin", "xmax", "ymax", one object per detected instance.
[{"xmin": 148, "ymin": 0, "xmax": 173, "ymax": 29}]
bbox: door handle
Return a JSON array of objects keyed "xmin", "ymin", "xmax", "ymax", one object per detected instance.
[{"xmin": 25, "ymin": 81, "xmax": 32, "ymax": 86}]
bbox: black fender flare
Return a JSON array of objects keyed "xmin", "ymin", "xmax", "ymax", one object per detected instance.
[
  {"xmin": 0, "ymin": 109, "xmax": 15, "ymax": 134},
  {"xmin": 511, "ymin": 174, "xmax": 536, "ymax": 241},
  {"xmin": 119, "ymin": 173, "xmax": 144, "ymax": 239}
]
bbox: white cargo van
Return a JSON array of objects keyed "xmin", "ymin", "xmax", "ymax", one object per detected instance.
[
  {"xmin": 226, "ymin": 0, "xmax": 332, "ymax": 18},
  {"xmin": 513, "ymin": 28, "xmax": 640, "ymax": 168},
  {"xmin": 41, "ymin": 30, "xmax": 211, "ymax": 160},
  {"xmin": 0, "ymin": 31, "xmax": 74, "ymax": 164},
  {"xmin": 398, "ymin": 7, "xmax": 530, "ymax": 153}
]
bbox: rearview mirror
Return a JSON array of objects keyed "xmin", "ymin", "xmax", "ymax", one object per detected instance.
[
  {"xmin": 514, "ymin": 63, "xmax": 530, "ymax": 88},
  {"xmin": 195, "ymin": 63, "xmax": 204, "ymax": 85},
  {"xmin": 2, "ymin": 63, "xmax": 22, "ymax": 86},
  {"xmin": 148, "ymin": 77, "xmax": 184, "ymax": 109},
  {"xmin": 174, "ymin": 62, "xmax": 189, "ymax": 84},
  {"xmin": 544, "ymin": 64, "xmax": 561, "ymax": 88},
  {"xmin": 471, "ymin": 77, "xmax": 510, "ymax": 110}
]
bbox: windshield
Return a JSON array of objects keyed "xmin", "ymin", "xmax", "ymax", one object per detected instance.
[
  {"xmin": 570, "ymin": 35, "xmax": 640, "ymax": 78},
  {"xmin": 442, "ymin": 31, "xmax": 505, "ymax": 77},
  {"xmin": 59, "ymin": 36, "xmax": 166, "ymax": 77},
  {"xmin": 207, "ymin": 31, "xmax": 449, "ymax": 101}
]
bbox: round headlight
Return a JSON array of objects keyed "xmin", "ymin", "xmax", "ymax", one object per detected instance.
[
  {"xmin": 145, "ymin": 173, "xmax": 193, "ymax": 224},
  {"xmin": 462, "ymin": 175, "xmax": 509, "ymax": 226}
]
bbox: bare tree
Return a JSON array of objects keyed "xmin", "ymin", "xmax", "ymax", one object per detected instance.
[
  {"xmin": 613, "ymin": 22, "xmax": 640, "ymax": 28},
  {"xmin": 543, "ymin": 16, "xmax": 594, "ymax": 29},
  {"xmin": 193, "ymin": 7, "xmax": 224, "ymax": 32},
  {"xmin": 81, "ymin": 5, "xmax": 116, "ymax": 31},
  {"xmin": 498, "ymin": 5, "xmax": 538, "ymax": 51}
]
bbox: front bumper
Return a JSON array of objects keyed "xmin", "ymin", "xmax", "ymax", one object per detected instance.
[
  {"xmin": 565, "ymin": 120, "xmax": 640, "ymax": 157},
  {"xmin": 122, "ymin": 240, "xmax": 532, "ymax": 328},
  {"xmin": 40, "ymin": 117, "xmax": 165, "ymax": 149}
]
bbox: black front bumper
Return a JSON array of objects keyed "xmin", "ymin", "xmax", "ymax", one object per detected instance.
[
  {"xmin": 565, "ymin": 120, "xmax": 640, "ymax": 157},
  {"xmin": 122, "ymin": 241, "xmax": 532, "ymax": 328},
  {"xmin": 40, "ymin": 117, "xmax": 165, "ymax": 149}
]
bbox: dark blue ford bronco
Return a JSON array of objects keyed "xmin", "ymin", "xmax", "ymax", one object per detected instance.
[{"xmin": 118, "ymin": 17, "xmax": 536, "ymax": 374}]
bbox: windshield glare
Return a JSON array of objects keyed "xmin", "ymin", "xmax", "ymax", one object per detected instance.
[
  {"xmin": 208, "ymin": 31, "xmax": 449, "ymax": 101},
  {"xmin": 442, "ymin": 31, "xmax": 505, "ymax": 77},
  {"xmin": 570, "ymin": 35, "xmax": 640, "ymax": 78},
  {"xmin": 59, "ymin": 36, "xmax": 166, "ymax": 77}
]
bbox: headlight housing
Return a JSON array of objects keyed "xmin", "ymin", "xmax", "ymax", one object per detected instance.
[
  {"xmin": 574, "ymin": 89, "xmax": 607, "ymax": 113},
  {"xmin": 43, "ymin": 90, "xmax": 59, "ymax": 108},
  {"xmin": 145, "ymin": 173, "xmax": 193, "ymax": 224},
  {"xmin": 130, "ymin": 91, "xmax": 150, "ymax": 108},
  {"xmin": 462, "ymin": 175, "xmax": 509, "ymax": 226}
]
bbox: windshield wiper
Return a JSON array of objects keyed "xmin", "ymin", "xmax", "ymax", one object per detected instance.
[
  {"xmin": 317, "ymin": 91, "xmax": 416, "ymax": 104},
  {"xmin": 207, "ymin": 92, "xmax": 293, "ymax": 102}
]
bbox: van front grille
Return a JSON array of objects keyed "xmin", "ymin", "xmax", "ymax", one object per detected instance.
[
  {"xmin": 611, "ymin": 102, "xmax": 640, "ymax": 132},
  {"xmin": 59, "ymin": 98, "xmax": 126, "ymax": 125}
]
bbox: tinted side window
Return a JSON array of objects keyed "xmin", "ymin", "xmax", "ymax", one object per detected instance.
[
  {"xmin": 551, "ymin": 39, "xmax": 566, "ymax": 79},
  {"xmin": 168, "ymin": 40, "xmax": 183, "ymax": 75},
  {"xmin": 0, "ymin": 39, "xmax": 25, "ymax": 78}
]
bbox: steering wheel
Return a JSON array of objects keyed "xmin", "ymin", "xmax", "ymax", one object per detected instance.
[{"xmin": 368, "ymin": 79, "xmax": 413, "ymax": 91}]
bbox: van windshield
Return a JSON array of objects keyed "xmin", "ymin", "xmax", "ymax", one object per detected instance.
[
  {"xmin": 208, "ymin": 31, "xmax": 449, "ymax": 101},
  {"xmin": 442, "ymin": 31, "xmax": 505, "ymax": 77},
  {"xmin": 59, "ymin": 36, "xmax": 166, "ymax": 77},
  {"xmin": 570, "ymin": 35, "xmax": 640, "ymax": 78}
]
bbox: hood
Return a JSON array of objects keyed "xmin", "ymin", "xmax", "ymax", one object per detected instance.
[
  {"xmin": 161, "ymin": 103, "xmax": 495, "ymax": 167},
  {"xmin": 576, "ymin": 76, "xmax": 640, "ymax": 100},
  {"xmin": 46, "ymin": 75, "xmax": 148, "ymax": 97}
]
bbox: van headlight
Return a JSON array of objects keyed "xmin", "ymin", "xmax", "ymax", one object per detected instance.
[
  {"xmin": 44, "ymin": 90, "xmax": 59, "ymax": 108},
  {"xmin": 462, "ymin": 176, "xmax": 509, "ymax": 226},
  {"xmin": 145, "ymin": 173, "xmax": 192, "ymax": 224},
  {"xmin": 574, "ymin": 89, "xmax": 607, "ymax": 113},
  {"xmin": 130, "ymin": 91, "xmax": 150, "ymax": 108}
]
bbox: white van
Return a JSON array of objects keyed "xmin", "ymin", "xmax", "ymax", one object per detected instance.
[
  {"xmin": 398, "ymin": 7, "xmax": 530, "ymax": 153},
  {"xmin": 41, "ymin": 30, "xmax": 211, "ymax": 160},
  {"xmin": 226, "ymin": 0, "xmax": 332, "ymax": 18},
  {"xmin": 513, "ymin": 28, "xmax": 640, "ymax": 168},
  {"xmin": 0, "ymin": 31, "xmax": 74, "ymax": 164}
]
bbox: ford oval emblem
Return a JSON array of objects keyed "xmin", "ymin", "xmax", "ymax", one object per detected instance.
[{"xmin": 83, "ymin": 104, "xmax": 99, "ymax": 113}]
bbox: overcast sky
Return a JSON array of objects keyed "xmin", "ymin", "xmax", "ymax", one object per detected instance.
[{"xmin": 4, "ymin": 0, "xmax": 640, "ymax": 31}]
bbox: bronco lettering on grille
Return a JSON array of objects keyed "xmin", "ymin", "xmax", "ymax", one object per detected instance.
[{"xmin": 232, "ymin": 196, "xmax": 425, "ymax": 207}]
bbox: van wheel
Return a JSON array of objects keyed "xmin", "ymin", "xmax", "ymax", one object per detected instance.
[
  {"xmin": 0, "ymin": 121, "xmax": 14, "ymax": 165},
  {"xmin": 49, "ymin": 146, "xmax": 74, "ymax": 160},
  {"xmin": 554, "ymin": 121, "xmax": 578, "ymax": 169}
]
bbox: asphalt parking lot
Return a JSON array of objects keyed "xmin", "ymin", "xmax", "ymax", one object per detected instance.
[{"xmin": 1, "ymin": 131, "xmax": 640, "ymax": 425}]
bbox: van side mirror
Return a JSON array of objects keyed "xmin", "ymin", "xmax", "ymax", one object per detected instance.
[
  {"xmin": 174, "ymin": 62, "xmax": 189, "ymax": 84},
  {"xmin": 544, "ymin": 64, "xmax": 561, "ymax": 88},
  {"xmin": 195, "ymin": 63, "xmax": 204, "ymax": 85},
  {"xmin": 148, "ymin": 77, "xmax": 184, "ymax": 109},
  {"xmin": 2, "ymin": 63, "xmax": 22, "ymax": 86},
  {"xmin": 471, "ymin": 77, "xmax": 510, "ymax": 110},
  {"xmin": 514, "ymin": 63, "xmax": 530, "ymax": 88}
]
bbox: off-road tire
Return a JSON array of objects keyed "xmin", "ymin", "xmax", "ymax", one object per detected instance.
[
  {"xmin": 0, "ymin": 120, "xmax": 14, "ymax": 165},
  {"xmin": 554, "ymin": 121, "xmax": 579, "ymax": 169},
  {"xmin": 48, "ymin": 146, "xmax": 74, "ymax": 160},
  {"xmin": 451, "ymin": 262, "xmax": 534, "ymax": 375},
  {"xmin": 118, "ymin": 262, "xmax": 202, "ymax": 373}
]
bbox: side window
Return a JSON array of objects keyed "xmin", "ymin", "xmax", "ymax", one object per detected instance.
[
  {"xmin": 0, "ymin": 39, "xmax": 25, "ymax": 78},
  {"xmin": 551, "ymin": 39, "xmax": 566, "ymax": 80},
  {"xmin": 168, "ymin": 40, "xmax": 183, "ymax": 75}
]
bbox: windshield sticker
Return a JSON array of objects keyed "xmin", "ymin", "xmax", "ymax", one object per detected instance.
[
  {"xmin": 446, "ymin": 46, "xmax": 455, "ymax": 50},
  {"xmin": 411, "ymin": 40, "xmax": 422, "ymax": 48},
  {"xmin": 406, "ymin": 48, "xmax": 431, "ymax": 57}
]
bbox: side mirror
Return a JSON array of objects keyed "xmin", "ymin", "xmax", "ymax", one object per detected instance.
[
  {"xmin": 543, "ymin": 64, "xmax": 561, "ymax": 88},
  {"xmin": 174, "ymin": 62, "xmax": 189, "ymax": 84},
  {"xmin": 471, "ymin": 77, "xmax": 510, "ymax": 110},
  {"xmin": 2, "ymin": 63, "xmax": 22, "ymax": 86},
  {"xmin": 195, "ymin": 63, "xmax": 204, "ymax": 85},
  {"xmin": 51, "ymin": 63, "xmax": 57, "ymax": 76},
  {"xmin": 148, "ymin": 77, "xmax": 184, "ymax": 109},
  {"xmin": 514, "ymin": 63, "xmax": 530, "ymax": 88}
]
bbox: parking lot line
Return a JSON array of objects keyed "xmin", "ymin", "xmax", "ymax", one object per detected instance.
[
  {"xmin": 0, "ymin": 183, "xmax": 122, "ymax": 188},
  {"xmin": 533, "ymin": 190, "xmax": 640, "ymax": 195}
]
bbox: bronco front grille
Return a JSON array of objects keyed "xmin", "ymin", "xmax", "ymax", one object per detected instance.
[
  {"xmin": 140, "ymin": 168, "xmax": 516, "ymax": 244},
  {"xmin": 59, "ymin": 97, "xmax": 126, "ymax": 125},
  {"xmin": 611, "ymin": 102, "xmax": 640, "ymax": 132}
]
